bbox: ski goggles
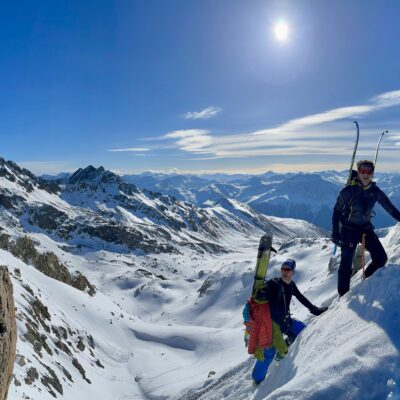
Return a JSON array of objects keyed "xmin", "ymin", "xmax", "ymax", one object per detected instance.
[{"xmin": 358, "ymin": 166, "xmax": 374, "ymax": 175}]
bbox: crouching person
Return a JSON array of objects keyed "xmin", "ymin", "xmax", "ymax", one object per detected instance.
[{"xmin": 243, "ymin": 259, "xmax": 327, "ymax": 385}]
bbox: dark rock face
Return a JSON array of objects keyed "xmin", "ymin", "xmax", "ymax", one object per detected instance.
[
  {"xmin": 69, "ymin": 166, "xmax": 106, "ymax": 185},
  {"xmin": 29, "ymin": 205, "xmax": 69, "ymax": 231},
  {"xmin": 81, "ymin": 224, "xmax": 173, "ymax": 253},
  {"xmin": 0, "ymin": 266, "xmax": 17, "ymax": 400},
  {"xmin": 0, "ymin": 194, "xmax": 19, "ymax": 210}
]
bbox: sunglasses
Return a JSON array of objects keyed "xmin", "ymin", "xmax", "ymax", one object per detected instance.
[
  {"xmin": 358, "ymin": 167, "xmax": 374, "ymax": 175},
  {"xmin": 281, "ymin": 267, "xmax": 293, "ymax": 272}
]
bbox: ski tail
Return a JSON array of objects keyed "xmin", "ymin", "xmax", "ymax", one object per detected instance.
[
  {"xmin": 244, "ymin": 234, "xmax": 276, "ymax": 358},
  {"xmin": 251, "ymin": 235, "xmax": 276, "ymax": 297},
  {"xmin": 374, "ymin": 130, "xmax": 388, "ymax": 170},
  {"xmin": 347, "ymin": 121, "xmax": 360, "ymax": 185}
]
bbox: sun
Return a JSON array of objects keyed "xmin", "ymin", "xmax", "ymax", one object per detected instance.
[{"xmin": 273, "ymin": 21, "xmax": 289, "ymax": 42}]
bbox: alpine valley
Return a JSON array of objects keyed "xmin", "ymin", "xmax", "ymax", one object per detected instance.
[{"xmin": 1, "ymin": 157, "xmax": 399, "ymax": 399}]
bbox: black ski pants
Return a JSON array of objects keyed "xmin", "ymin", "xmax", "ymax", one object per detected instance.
[{"xmin": 338, "ymin": 226, "xmax": 387, "ymax": 296}]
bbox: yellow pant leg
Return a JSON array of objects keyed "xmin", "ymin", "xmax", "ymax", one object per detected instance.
[
  {"xmin": 253, "ymin": 321, "xmax": 287, "ymax": 361},
  {"xmin": 254, "ymin": 346, "xmax": 265, "ymax": 361},
  {"xmin": 272, "ymin": 321, "xmax": 288, "ymax": 357}
]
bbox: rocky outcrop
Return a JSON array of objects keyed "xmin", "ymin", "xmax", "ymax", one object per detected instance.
[
  {"xmin": 29, "ymin": 205, "xmax": 69, "ymax": 231},
  {"xmin": 81, "ymin": 224, "xmax": 174, "ymax": 254},
  {"xmin": 0, "ymin": 266, "xmax": 17, "ymax": 400},
  {"xmin": 8, "ymin": 235, "xmax": 96, "ymax": 296}
]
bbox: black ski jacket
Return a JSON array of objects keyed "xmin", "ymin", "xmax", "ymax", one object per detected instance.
[
  {"xmin": 256, "ymin": 278, "xmax": 317, "ymax": 330},
  {"xmin": 332, "ymin": 182, "xmax": 400, "ymax": 233}
]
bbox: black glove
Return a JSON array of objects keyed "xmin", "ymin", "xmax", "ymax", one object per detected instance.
[
  {"xmin": 310, "ymin": 306, "xmax": 328, "ymax": 316},
  {"xmin": 331, "ymin": 231, "xmax": 341, "ymax": 246}
]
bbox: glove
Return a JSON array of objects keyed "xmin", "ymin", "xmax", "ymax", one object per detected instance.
[
  {"xmin": 244, "ymin": 330, "xmax": 250, "ymax": 347},
  {"xmin": 311, "ymin": 306, "xmax": 328, "ymax": 316},
  {"xmin": 331, "ymin": 231, "xmax": 341, "ymax": 246},
  {"xmin": 244, "ymin": 322, "xmax": 251, "ymax": 347}
]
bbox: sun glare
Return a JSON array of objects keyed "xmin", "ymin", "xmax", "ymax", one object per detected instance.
[{"xmin": 274, "ymin": 21, "xmax": 289, "ymax": 42}]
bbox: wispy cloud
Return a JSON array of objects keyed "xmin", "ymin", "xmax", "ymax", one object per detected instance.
[
  {"xmin": 182, "ymin": 106, "xmax": 222, "ymax": 120},
  {"xmin": 163, "ymin": 129, "xmax": 213, "ymax": 152},
  {"xmin": 251, "ymin": 90, "xmax": 400, "ymax": 136},
  {"xmin": 107, "ymin": 147, "xmax": 150, "ymax": 152},
  {"xmin": 159, "ymin": 89, "xmax": 400, "ymax": 159}
]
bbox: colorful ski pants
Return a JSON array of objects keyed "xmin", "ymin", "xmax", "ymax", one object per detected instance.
[{"xmin": 251, "ymin": 319, "xmax": 306, "ymax": 384}]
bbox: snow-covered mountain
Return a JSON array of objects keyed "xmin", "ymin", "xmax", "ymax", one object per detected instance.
[
  {"xmin": 122, "ymin": 171, "xmax": 400, "ymax": 230},
  {"xmin": 0, "ymin": 157, "xmax": 328, "ymax": 399},
  {"xmin": 4, "ymin": 157, "xmax": 399, "ymax": 399},
  {"xmin": 3, "ymin": 160, "xmax": 322, "ymax": 256}
]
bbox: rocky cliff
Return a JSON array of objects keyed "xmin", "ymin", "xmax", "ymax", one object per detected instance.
[{"xmin": 0, "ymin": 266, "xmax": 16, "ymax": 400}]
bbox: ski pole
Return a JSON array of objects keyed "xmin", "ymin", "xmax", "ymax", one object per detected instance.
[{"xmin": 361, "ymin": 234, "xmax": 366, "ymax": 278}]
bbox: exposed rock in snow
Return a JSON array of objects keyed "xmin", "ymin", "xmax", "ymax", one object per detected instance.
[{"xmin": 0, "ymin": 266, "xmax": 17, "ymax": 400}]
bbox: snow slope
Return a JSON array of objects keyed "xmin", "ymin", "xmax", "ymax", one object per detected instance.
[
  {"xmin": 183, "ymin": 224, "xmax": 400, "ymax": 400},
  {"xmin": 3, "ymin": 223, "xmax": 332, "ymax": 399},
  {"xmin": 3, "ymin": 157, "xmax": 399, "ymax": 400}
]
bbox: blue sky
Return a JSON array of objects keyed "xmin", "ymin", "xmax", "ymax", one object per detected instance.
[{"xmin": 2, "ymin": 0, "xmax": 400, "ymax": 175}]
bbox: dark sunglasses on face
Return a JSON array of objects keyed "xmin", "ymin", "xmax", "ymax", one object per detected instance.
[
  {"xmin": 358, "ymin": 167, "xmax": 373, "ymax": 175},
  {"xmin": 281, "ymin": 267, "xmax": 292, "ymax": 272}
]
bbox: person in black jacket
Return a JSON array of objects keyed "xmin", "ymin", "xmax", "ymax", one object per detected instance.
[
  {"xmin": 256, "ymin": 259, "xmax": 327, "ymax": 336},
  {"xmin": 251, "ymin": 259, "xmax": 327, "ymax": 384},
  {"xmin": 332, "ymin": 160, "xmax": 400, "ymax": 296}
]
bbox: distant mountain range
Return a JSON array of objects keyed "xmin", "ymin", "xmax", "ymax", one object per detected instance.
[
  {"xmin": 41, "ymin": 169, "xmax": 400, "ymax": 230},
  {"xmin": 0, "ymin": 158, "xmax": 323, "ymax": 258},
  {"xmin": 116, "ymin": 170, "xmax": 400, "ymax": 230}
]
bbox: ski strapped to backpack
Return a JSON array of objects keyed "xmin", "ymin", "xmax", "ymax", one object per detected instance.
[
  {"xmin": 332, "ymin": 121, "xmax": 360, "ymax": 257},
  {"xmin": 243, "ymin": 235, "xmax": 277, "ymax": 360},
  {"xmin": 374, "ymin": 130, "xmax": 388, "ymax": 171},
  {"xmin": 347, "ymin": 121, "xmax": 360, "ymax": 185},
  {"xmin": 340, "ymin": 127, "xmax": 389, "ymax": 223},
  {"xmin": 252, "ymin": 235, "xmax": 277, "ymax": 296}
]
